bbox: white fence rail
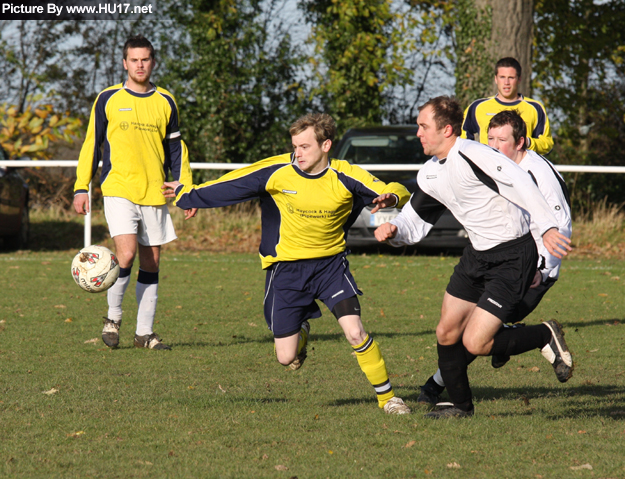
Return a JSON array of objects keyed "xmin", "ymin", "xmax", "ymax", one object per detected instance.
[{"xmin": 2, "ymin": 159, "xmax": 625, "ymax": 248}]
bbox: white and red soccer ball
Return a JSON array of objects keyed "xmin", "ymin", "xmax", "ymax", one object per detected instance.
[{"xmin": 71, "ymin": 245, "xmax": 120, "ymax": 293}]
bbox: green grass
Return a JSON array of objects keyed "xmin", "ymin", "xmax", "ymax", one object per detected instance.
[{"xmin": 1, "ymin": 251, "xmax": 624, "ymax": 478}]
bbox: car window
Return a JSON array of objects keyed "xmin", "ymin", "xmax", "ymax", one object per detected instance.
[{"xmin": 335, "ymin": 134, "xmax": 426, "ymax": 165}]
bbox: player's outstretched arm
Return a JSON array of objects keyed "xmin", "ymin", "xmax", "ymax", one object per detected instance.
[
  {"xmin": 374, "ymin": 222, "xmax": 398, "ymax": 242},
  {"xmin": 73, "ymin": 193, "xmax": 89, "ymax": 215},
  {"xmin": 542, "ymin": 227, "xmax": 572, "ymax": 259},
  {"xmin": 162, "ymin": 181, "xmax": 181, "ymax": 199},
  {"xmin": 371, "ymin": 193, "xmax": 399, "ymax": 214}
]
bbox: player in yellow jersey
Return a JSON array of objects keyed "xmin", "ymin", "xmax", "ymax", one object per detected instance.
[
  {"xmin": 162, "ymin": 113, "xmax": 412, "ymax": 414},
  {"xmin": 73, "ymin": 35, "xmax": 195, "ymax": 350},
  {"xmin": 461, "ymin": 57, "xmax": 554, "ymax": 155}
]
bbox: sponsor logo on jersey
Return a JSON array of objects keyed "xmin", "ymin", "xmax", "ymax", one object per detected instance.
[
  {"xmin": 487, "ymin": 297, "xmax": 503, "ymax": 308},
  {"xmin": 286, "ymin": 203, "xmax": 294, "ymax": 214},
  {"xmin": 120, "ymin": 121, "xmax": 129, "ymax": 131}
]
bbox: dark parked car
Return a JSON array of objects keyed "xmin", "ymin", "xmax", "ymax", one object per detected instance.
[
  {"xmin": 332, "ymin": 125, "xmax": 469, "ymax": 249},
  {"xmin": 0, "ymin": 146, "xmax": 29, "ymax": 249}
]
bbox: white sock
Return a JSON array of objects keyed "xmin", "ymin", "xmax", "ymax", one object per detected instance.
[
  {"xmin": 433, "ymin": 369, "xmax": 445, "ymax": 388},
  {"xmin": 106, "ymin": 270, "xmax": 131, "ymax": 322},
  {"xmin": 135, "ymin": 270, "xmax": 159, "ymax": 336}
]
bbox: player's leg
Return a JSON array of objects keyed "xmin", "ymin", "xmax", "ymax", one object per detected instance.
[
  {"xmin": 102, "ymin": 198, "xmax": 140, "ymax": 348},
  {"xmin": 491, "ymin": 279, "xmax": 556, "ymax": 368},
  {"xmin": 133, "ymin": 204, "xmax": 176, "ymax": 350},
  {"xmin": 264, "ymin": 262, "xmax": 319, "ymax": 369},
  {"xmin": 424, "ymin": 292, "xmax": 477, "ymax": 418},
  {"xmin": 335, "ymin": 310, "xmax": 409, "ymax": 414}
]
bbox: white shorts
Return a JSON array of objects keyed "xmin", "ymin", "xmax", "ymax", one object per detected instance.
[{"xmin": 104, "ymin": 197, "xmax": 177, "ymax": 246}]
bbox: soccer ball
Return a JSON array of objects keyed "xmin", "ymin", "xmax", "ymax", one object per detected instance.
[{"xmin": 71, "ymin": 245, "xmax": 120, "ymax": 293}]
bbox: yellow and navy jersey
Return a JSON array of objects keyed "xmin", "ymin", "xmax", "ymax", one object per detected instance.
[
  {"xmin": 74, "ymin": 82, "xmax": 192, "ymax": 205},
  {"xmin": 173, "ymin": 154, "xmax": 411, "ymax": 268},
  {"xmin": 461, "ymin": 95, "xmax": 554, "ymax": 155}
]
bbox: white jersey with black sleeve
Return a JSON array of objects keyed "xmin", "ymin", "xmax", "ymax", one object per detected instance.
[
  {"xmin": 389, "ymin": 137, "xmax": 559, "ymax": 251},
  {"xmin": 519, "ymin": 150, "xmax": 572, "ymax": 281}
]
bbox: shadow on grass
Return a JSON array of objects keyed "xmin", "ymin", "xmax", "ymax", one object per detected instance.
[
  {"xmin": 29, "ymin": 220, "xmax": 110, "ymax": 251},
  {"xmin": 564, "ymin": 318, "xmax": 622, "ymax": 329},
  {"xmin": 394, "ymin": 384, "xmax": 625, "ymax": 420}
]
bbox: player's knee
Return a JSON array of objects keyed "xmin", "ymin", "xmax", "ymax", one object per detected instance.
[
  {"xmin": 463, "ymin": 336, "xmax": 490, "ymax": 356},
  {"xmin": 275, "ymin": 350, "xmax": 296, "ymax": 366},
  {"xmin": 343, "ymin": 326, "xmax": 367, "ymax": 346},
  {"xmin": 436, "ymin": 323, "xmax": 459, "ymax": 345}
]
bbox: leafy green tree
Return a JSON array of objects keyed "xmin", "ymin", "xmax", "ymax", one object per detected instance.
[
  {"xmin": 300, "ymin": 0, "xmax": 414, "ymax": 132},
  {"xmin": 159, "ymin": 0, "xmax": 307, "ymax": 165},
  {"xmin": 534, "ymin": 0, "xmax": 625, "ymax": 208}
]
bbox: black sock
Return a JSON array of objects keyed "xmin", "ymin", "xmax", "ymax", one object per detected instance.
[
  {"xmin": 490, "ymin": 324, "xmax": 552, "ymax": 357},
  {"xmin": 437, "ymin": 341, "xmax": 473, "ymax": 412},
  {"xmin": 425, "ymin": 375, "xmax": 445, "ymax": 394}
]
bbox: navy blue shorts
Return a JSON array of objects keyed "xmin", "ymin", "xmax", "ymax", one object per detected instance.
[
  {"xmin": 446, "ymin": 233, "xmax": 538, "ymax": 323},
  {"xmin": 263, "ymin": 252, "xmax": 362, "ymax": 337}
]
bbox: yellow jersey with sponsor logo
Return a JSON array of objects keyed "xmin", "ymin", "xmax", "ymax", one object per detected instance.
[
  {"xmin": 461, "ymin": 95, "xmax": 553, "ymax": 155},
  {"xmin": 173, "ymin": 153, "xmax": 410, "ymax": 268},
  {"xmin": 74, "ymin": 82, "xmax": 192, "ymax": 205}
]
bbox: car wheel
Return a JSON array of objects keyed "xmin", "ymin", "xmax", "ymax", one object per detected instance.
[{"xmin": 5, "ymin": 204, "xmax": 29, "ymax": 250}]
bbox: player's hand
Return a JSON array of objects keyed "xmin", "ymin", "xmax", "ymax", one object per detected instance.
[
  {"xmin": 162, "ymin": 181, "xmax": 182, "ymax": 198},
  {"xmin": 184, "ymin": 208, "xmax": 198, "ymax": 220},
  {"xmin": 73, "ymin": 193, "xmax": 89, "ymax": 215},
  {"xmin": 542, "ymin": 227, "xmax": 572, "ymax": 259},
  {"xmin": 371, "ymin": 193, "xmax": 398, "ymax": 214},
  {"xmin": 374, "ymin": 222, "xmax": 398, "ymax": 242},
  {"xmin": 530, "ymin": 270, "xmax": 542, "ymax": 288}
]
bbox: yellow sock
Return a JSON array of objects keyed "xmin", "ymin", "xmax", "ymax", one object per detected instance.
[
  {"xmin": 297, "ymin": 324, "xmax": 308, "ymax": 355},
  {"xmin": 352, "ymin": 335, "xmax": 394, "ymax": 408}
]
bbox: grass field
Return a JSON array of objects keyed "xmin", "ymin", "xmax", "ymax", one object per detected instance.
[{"xmin": 1, "ymin": 249, "xmax": 624, "ymax": 478}]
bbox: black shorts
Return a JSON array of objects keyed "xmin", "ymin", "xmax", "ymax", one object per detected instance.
[
  {"xmin": 510, "ymin": 277, "xmax": 557, "ymax": 323},
  {"xmin": 263, "ymin": 252, "xmax": 362, "ymax": 337},
  {"xmin": 446, "ymin": 233, "xmax": 538, "ymax": 323}
]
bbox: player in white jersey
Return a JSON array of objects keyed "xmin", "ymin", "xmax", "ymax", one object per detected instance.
[
  {"xmin": 375, "ymin": 96, "xmax": 573, "ymax": 418},
  {"xmin": 417, "ymin": 109, "xmax": 572, "ymax": 407}
]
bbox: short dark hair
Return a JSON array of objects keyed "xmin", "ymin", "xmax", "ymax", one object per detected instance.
[
  {"xmin": 418, "ymin": 96, "xmax": 463, "ymax": 137},
  {"xmin": 495, "ymin": 57, "xmax": 521, "ymax": 78},
  {"xmin": 289, "ymin": 113, "xmax": 336, "ymax": 144},
  {"xmin": 488, "ymin": 110, "xmax": 527, "ymax": 151},
  {"xmin": 123, "ymin": 35, "xmax": 155, "ymax": 60}
]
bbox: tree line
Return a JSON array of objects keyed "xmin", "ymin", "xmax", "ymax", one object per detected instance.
[{"xmin": 1, "ymin": 0, "xmax": 624, "ymax": 210}]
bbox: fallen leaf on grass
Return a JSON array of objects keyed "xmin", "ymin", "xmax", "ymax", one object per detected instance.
[
  {"xmin": 67, "ymin": 431, "xmax": 85, "ymax": 438},
  {"xmin": 248, "ymin": 322, "xmax": 257, "ymax": 327},
  {"xmin": 42, "ymin": 388, "xmax": 58, "ymax": 395},
  {"xmin": 218, "ymin": 384, "xmax": 226, "ymax": 393},
  {"xmin": 529, "ymin": 366, "xmax": 540, "ymax": 372},
  {"xmin": 570, "ymin": 464, "xmax": 592, "ymax": 471},
  {"xmin": 64, "ymin": 318, "xmax": 72, "ymax": 323},
  {"xmin": 275, "ymin": 465, "xmax": 289, "ymax": 471},
  {"xmin": 54, "ymin": 304, "xmax": 66, "ymax": 309},
  {"xmin": 84, "ymin": 338, "xmax": 99, "ymax": 344},
  {"xmin": 137, "ymin": 460, "xmax": 153, "ymax": 465},
  {"xmin": 404, "ymin": 440, "xmax": 416, "ymax": 448},
  {"xmin": 598, "ymin": 293, "xmax": 608, "ymax": 297},
  {"xmin": 447, "ymin": 462, "xmax": 461, "ymax": 469}
]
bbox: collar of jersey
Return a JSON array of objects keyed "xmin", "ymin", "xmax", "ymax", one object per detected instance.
[
  {"xmin": 122, "ymin": 81, "xmax": 157, "ymax": 97},
  {"xmin": 290, "ymin": 154, "xmax": 330, "ymax": 179},
  {"xmin": 494, "ymin": 94, "xmax": 524, "ymax": 106}
]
